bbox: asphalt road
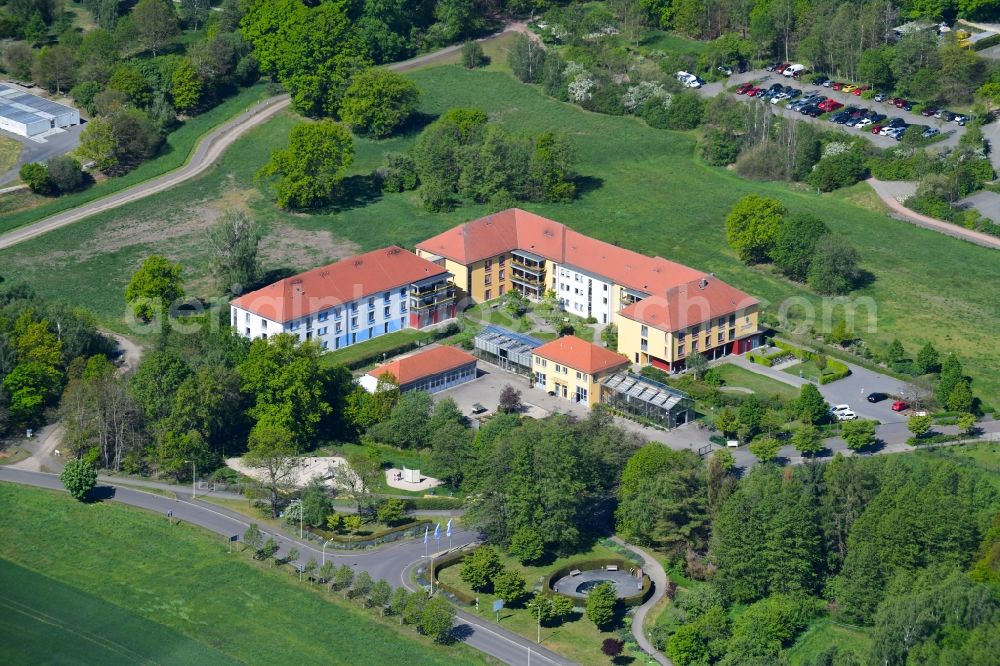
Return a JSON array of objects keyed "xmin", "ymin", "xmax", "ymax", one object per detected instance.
[{"xmin": 0, "ymin": 467, "xmax": 572, "ymax": 666}]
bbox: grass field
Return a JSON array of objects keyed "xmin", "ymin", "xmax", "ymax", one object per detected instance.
[
  {"xmin": 786, "ymin": 618, "xmax": 871, "ymax": 665},
  {"xmin": 713, "ymin": 363, "xmax": 800, "ymax": 402},
  {"xmin": 0, "ymin": 559, "xmax": 237, "ymax": 665},
  {"xmin": 782, "ymin": 361, "xmax": 842, "ymax": 384},
  {"xmin": 0, "ymin": 483, "xmax": 487, "ymax": 665},
  {"xmin": 1, "ymin": 65, "xmax": 998, "ymax": 404},
  {"xmin": 0, "ymin": 135, "xmax": 21, "ymax": 176}
]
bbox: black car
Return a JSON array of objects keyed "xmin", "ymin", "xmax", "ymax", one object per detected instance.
[
  {"xmin": 867, "ymin": 392, "xmax": 889, "ymax": 403},
  {"xmin": 870, "ymin": 113, "xmax": 887, "ymax": 123},
  {"xmin": 903, "ymin": 102, "xmax": 914, "ymax": 111},
  {"xmin": 805, "ymin": 106, "xmax": 823, "ymax": 117},
  {"xmin": 887, "ymin": 117, "xmax": 906, "ymax": 128}
]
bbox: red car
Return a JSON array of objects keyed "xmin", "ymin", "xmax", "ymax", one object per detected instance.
[
  {"xmin": 852, "ymin": 85, "xmax": 870, "ymax": 96},
  {"xmin": 871, "ymin": 125, "xmax": 883, "ymax": 134},
  {"xmin": 745, "ymin": 86, "xmax": 760, "ymax": 96},
  {"xmin": 831, "ymin": 81, "xmax": 844, "ymax": 90},
  {"xmin": 736, "ymin": 83, "xmax": 754, "ymax": 95},
  {"xmin": 894, "ymin": 98, "xmax": 907, "ymax": 108},
  {"xmin": 818, "ymin": 99, "xmax": 843, "ymax": 112},
  {"xmin": 891, "ymin": 400, "xmax": 909, "ymax": 412}
]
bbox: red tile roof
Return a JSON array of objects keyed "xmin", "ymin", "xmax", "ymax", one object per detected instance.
[
  {"xmin": 231, "ymin": 246, "xmax": 448, "ymax": 323},
  {"xmin": 415, "ymin": 209, "xmax": 703, "ymax": 296},
  {"xmin": 618, "ymin": 276, "xmax": 759, "ymax": 332},
  {"xmin": 366, "ymin": 346, "xmax": 477, "ymax": 386},
  {"xmin": 533, "ymin": 335, "xmax": 629, "ymax": 375}
]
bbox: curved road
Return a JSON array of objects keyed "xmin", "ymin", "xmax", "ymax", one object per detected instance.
[
  {"xmin": 0, "ymin": 24, "xmax": 532, "ymax": 252},
  {"xmin": 0, "ymin": 467, "xmax": 573, "ymax": 665}
]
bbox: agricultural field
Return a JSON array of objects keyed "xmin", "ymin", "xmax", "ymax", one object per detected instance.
[
  {"xmin": 0, "ymin": 65, "xmax": 998, "ymax": 403},
  {"xmin": 0, "ymin": 484, "xmax": 485, "ymax": 666}
]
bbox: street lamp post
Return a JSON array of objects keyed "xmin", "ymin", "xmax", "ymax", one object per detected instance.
[
  {"xmin": 322, "ymin": 537, "xmax": 336, "ymax": 566},
  {"xmin": 184, "ymin": 460, "xmax": 196, "ymax": 499}
]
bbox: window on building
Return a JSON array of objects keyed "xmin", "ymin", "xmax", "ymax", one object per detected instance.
[
  {"xmin": 351, "ymin": 316, "xmax": 358, "ymax": 329},
  {"xmin": 641, "ymin": 325, "xmax": 648, "ymax": 337},
  {"xmin": 384, "ymin": 306, "xmax": 390, "ymax": 317},
  {"xmin": 318, "ymin": 312, "xmax": 328, "ymax": 322},
  {"xmin": 603, "ymin": 284, "xmax": 608, "ymax": 291},
  {"xmin": 368, "ymin": 312, "xmax": 375, "ymax": 324},
  {"xmin": 318, "ymin": 327, "xmax": 327, "ymax": 335},
  {"xmin": 261, "ymin": 333, "xmax": 267, "ymax": 340},
  {"xmin": 693, "ymin": 340, "xmax": 699, "ymax": 352},
  {"xmin": 499, "ymin": 255, "xmax": 506, "ymax": 266},
  {"xmin": 729, "ymin": 313, "xmax": 736, "ymax": 325},
  {"xmin": 336, "ymin": 322, "xmax": 342, "ymax": 333},
  {"xmin": 261, "ymin": 319, "xmax": 267, "ymax": 329},
  {"xmin": 499, "ymin": 285, "xmax": 506, "ymax": 295},
  {"xmin": 401, "ymin": 302, "xmax": 407, "ymax": 313},
  {"xmin": 245, "ymin": 327, "xmax": 250, "ymax": 336},
  {"xmin": 322, "ymin": 341, "xmax": 328, "ymax": 349},
  {"xmin": 400, "ymin": 288, "xmax": 406, "ymax": 298},
  {"xmin": 368, "ymin": 297, "xmax": 375, "ymax": 309},
  {"xmin": 641, "ymin": 339, "xmax": 648, "ymax": 351},
  {"xmin": 384, "ymin": 323, "xmax": 389, "ymax": 333},
  {"xmin": 368, "ymin": 327, "xmax": 374, "ymax": 338},
  {"xmin": 351, "ymin": 303, "xmax": 358, "ymax": 313},
  {"xmin": 718, "ymin": 331, "xmax": 724, "ymax": 343},
  {"xmin": 575, "ymin": 386, "xmax": 588, "ymax": 403},
  {"xmin": 384, "ymin": 292, "xmax": 390, "ymax": 302},
  {"xmin": 485, "ymin": 288, "xmax": 492, "ymax": 300},
  {"xmin": 603, "ymin": 297, "xmax": 608, "ymax": 304},
  {"xmin": 485, "ymin": 274, "xmax": 492, "ymax": 285},
  {"xmin": 499, "ymin": 270, "xmax": 505, "ymax": 280},
  {"xmin": 351, "ymin": 332, "xmax": 356, "ymax": 344}
]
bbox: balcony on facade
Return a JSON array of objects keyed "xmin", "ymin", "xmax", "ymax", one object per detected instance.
[{"xmin": 409, "ymin": 279, "xmax": 455, "ymax": 311}]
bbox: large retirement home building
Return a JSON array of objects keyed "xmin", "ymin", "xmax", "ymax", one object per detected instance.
[
  {"xmin": 230, "ymin": 246, "xmax": 456, "ymax": 350},
  {"xmin": 417, "ymin": 209, "xmax": 762, "ymax": 372}
]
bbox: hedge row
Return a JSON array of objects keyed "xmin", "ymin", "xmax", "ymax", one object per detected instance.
[
  {"xmin": 431, "ymin": 549, "xmax": 478, "ymax": 604},
  {"xmin": 402, "ymin": 496, "xmax": 464, "ymax": 511},
  {"xmin": 974, "ymin": 32, "xmax": 1000, "ymax": 51},
  {"xmin": 321, "ymin": 519, "xmax": 431, "ymax": 550},
  {"xmin": 773, "ymin": 339, "xmax": 851, "ymax": 384},
  {"xmin": 747, "ymin": 353, "xmax": 773, "ymax": 367}
]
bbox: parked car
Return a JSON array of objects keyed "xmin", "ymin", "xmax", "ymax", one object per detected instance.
[
  {"xmin": 867, "ymin": 392, "xmax": 888, "ymax": 403},
  {"xmin": 765, "ymin": 62, "xmax": 780, "ymax": 71},
  {"xmin": 822, "ymin": 79, "xmax": 834, "ymax": 87},
  {"xmin": 853, "ymin": 85, "xmax": 870, "ymax": 96},
  {"xmin": 941, "ymin": 111, "xmax": 955, "ymax": 122},
  {"xmin": 856, "ymin": 117, "xmax": 873, "ymax": 129},
  {"xmin": 754, "ymin": 88, "xmax": 767, "ymax": 97},
  {"xmin": 718, "ymin": 65, "xmax": 734, "ymax": 76},
  {"xmin": 887, "ymin": 117, "xmax": 906, "ymax": 128},
  {"xmin": 894, "ymin": 98, "xmax": 907, "ymax": 108},
  {"xmin": 922, "ymin": 127, "xmax": 940, "ymax": 138},
  {"xmin": 870, "ymin": 113, "xmax": 886, "ymax": 123},
  {"xmin": 804, "ymin": 105, "xmax": 823, "ymax": 117},
  {"xmin": 831, "ymin": 404, "xmax": 852, "ymax": 414},
  {"xmin": 874, "ymin": 92, "xmax": 886, "ymax": 102},
  {"xmin": 745, "ymin": 86, "xmax": 760, "ymax": 96},
  {"xmin": 836, "ymin": 409, "xmax": 858, "ymax": 421},
  {"xmin": 921, "ymin": 107, "xmax": 938, "ymax": 117},
  {"xmin": 842, "ymin": 83, "xmax": 859, "ymax": 93},
  {"xmin": 953, "ymin": 114, "xmax": 968, "ymax": 125},
  {"xmin": 891, "ymin": 400, "xmax": 909, "ymax": 412},
  {"xmin": 676, "ymin": 71, "xmax": 701, "ymax": 88},
  {"xmin": 871, "ymin": 124, "xmax": 884, "ymax": 134},
  {"xmin": 783, "ymin": 64, "xmax": 806, "ymax": 77},
  {"xmin": 736, "ymin": 82, "xmax": 754, "ymax": 95}
]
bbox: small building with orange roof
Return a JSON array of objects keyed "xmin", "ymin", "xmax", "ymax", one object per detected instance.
[
  {"xmin": 359, "ymin": 346, "xmax": 478, "ymax": 394},
  {"xmin": 530, "ymin": 335, "xmax": 629, "ymax": 407}
]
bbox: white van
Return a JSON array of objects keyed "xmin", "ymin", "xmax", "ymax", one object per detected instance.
[
  {"xmin": 676, "ymin": 70, "xmax": 700, "ymax": 87},
  {"xmin": 783, "ymin": 64, "xmax": 805, "ymax": 77}
]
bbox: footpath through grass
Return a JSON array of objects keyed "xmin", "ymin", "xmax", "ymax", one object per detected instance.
[
  {"xmin": 1, "ymin": 66, "xmax": 998, "ymax": 405},
  {"xmin": 0, "ymin": 83, "xmax": 271, "ymax": 235},
  {"xmin": 0, "ymin": 483, "xmax": 486, "ymax": 666}
]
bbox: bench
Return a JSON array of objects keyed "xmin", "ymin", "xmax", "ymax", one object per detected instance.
[
  {"xmin": 606, "ymin": 565, "xmax": 618, "ymax": 571},
  {"xmin": 569, "ymin": 569, "xmax": 582, "ymax": 577}
]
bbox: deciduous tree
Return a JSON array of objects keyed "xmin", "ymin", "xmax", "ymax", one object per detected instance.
[
  {"xmin": 771, "ymin": 213, "xmax": 830, "ymax": 282},
  {"xmin": 60, "ymin": 457, "xmax": 97, "ymax": 500},
  {"xmin": 808, "ymin": 235, "xmax": 862, "ymax": 295},
  {"xmin": 420, "ymin": 596, "xmax": 456, "ymax": 643},
  {"xmin": 339, "ymin": 68, "xmax": 420, "ymax": 138},
  {"xmin": 841, "ymin": 418, "xmax": 877, "ymax": 451},
  {"xmin": 725, "ymin": 194, "xmax": 786, "ymax": 264},
  {"xmin": 124, "ymin": 255, "xmax": 184, "ymax": 323},
  {"xmin": 131, "ymin": 0, "xmax": 179, "ymax": 56},
  {"xmin": 259, "ymin": 120, "xmax": 354, "ymax": 210},
  {"xmin": 460, "ymin": 546, "xmax": 503, "ymax": 592},
  {"xmin": 244, "ymin": 421, "xmax": 298, "ymax": 517},
  {"xmin": 208, "ymin": 209, "xmax": 261, "ymax": 296},
  {"xmin": 585, "ymin": 581, "xmax": 617, "ymax": 628}
]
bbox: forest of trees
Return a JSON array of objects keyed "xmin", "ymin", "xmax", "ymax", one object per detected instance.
[{"xmin": 643, "ymin": 452, "xmax": 1000, "ymax": 665}]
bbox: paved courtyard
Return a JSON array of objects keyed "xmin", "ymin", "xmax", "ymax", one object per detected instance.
[
  {"xmin": 433, "ymin": 361, "xmax": 713, "ymax": 452},
  {"xmin": 552, "ymin": 568, "xmax": 644, "ymax": 599}
]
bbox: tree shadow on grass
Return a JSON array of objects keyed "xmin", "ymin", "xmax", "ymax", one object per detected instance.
[
  {"xmin": 314, "ymin": 173, "xmax": 384, "ymax": 214},
  {"xmin": 853, "ymin": 269, "xmax": 876, "ymax": 290},
  {"xmin": 391, "ymin": 112, "xmax": 439, "ymax": 139},
  {"xmin": 84, "ymin": 485, "xmax": 116, "ymax": 503},
  {"xmin": 574, "ymin": 174, "xmax": 604, "ymax": 197}
]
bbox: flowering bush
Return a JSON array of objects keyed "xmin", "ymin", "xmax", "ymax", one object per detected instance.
[{"xmin": 623, "ymin": 81, "xmax": 672, "ymax": 113}]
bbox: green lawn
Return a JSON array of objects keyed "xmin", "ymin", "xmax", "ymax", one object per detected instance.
[
  {"xmin": 0, "ymin": 82, "xmax": 272, "ymax": 235},
  {"xmin": 0, "ymin": 134, "xmax": 21, "ymax": 176},
  {"xmin": 786, "ymin": 618, "xmax": 872, "ymax": 666},
  {"xmin": 1, "ymin": 65, "xmax": 999, "ymax": 405},
  {"xmin": 436, "ymin": 542, "xmax": 641, "ymax": 665},
  {"xmin": 0, "ymin": 483, "xmax": 486, "ymax": 666},
  {"xmin": 321, "ymin": 328, "xmax": 437, "ymax": 369},
  {"xmin": 782, "ymin": 361, "xmax": 843, "ymax": 384},
  {"xmin": 0, "ymin": 559, "xmax": 237, "ymax": 665},
  {"xmin": 714, "ymin": 363, "xmax": 799, "ymax": 402}
]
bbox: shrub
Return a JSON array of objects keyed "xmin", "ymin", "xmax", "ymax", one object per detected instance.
[
  {"xmin": 46, "ymin": 155, "xmax": 85, "ymax": 193},
  {"xmin": 582, "ymin": 82, "xmax": 626, "ymax": 115},
  {"xmin": 461, "ymin": 41, "xmax": 487, "ymax": 69},
  {"xmin": 380, "ymin": 153, "xmax": 418, "ymax": 192},
  {"xmin": 641, "ymin": 98, "xmax": 671, "ymax": 128},
  {"xmin": 339, "ymin": 68, "xmax": 421, "ymax": 138},
  {"xmin": 807, "ymin": 150, "xmax": 868, "ymax": 191},
  {"xmin": 19, "ymin": 162, "xmax": 51, "ymax": 195},
  {"xmin": 665, "ymin": 91, "xmax": 704, "ymax": 130}
]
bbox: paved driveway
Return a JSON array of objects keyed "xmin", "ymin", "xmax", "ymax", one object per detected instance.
[
  {"xmin": 701, "ymin": 69, "xmax": 966, "ymax": 151},
  {"xmin": 0, "ymin": 123, "xmax": 83, "ymax": 185},
  {"xmin": 958, "ymin": 190, "xmax": 1000, "ymax": 225}
]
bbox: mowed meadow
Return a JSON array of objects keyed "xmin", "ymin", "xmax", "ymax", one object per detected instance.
[
  {"xmin": 0, "ymin": 484, "xmax": 486, "ymax": 666},
  {"xmin": 0, "ymin": 65, "xmax": 998, "ymax": 402}
]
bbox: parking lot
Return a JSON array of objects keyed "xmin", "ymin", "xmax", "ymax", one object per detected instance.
[
  {"xmin": 697, "ymin": 69, "xmax": 967, "ymax": 152},
  {"xmin": 0, "ymin": 122, "xmax": 83, "ymax": 186}
]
